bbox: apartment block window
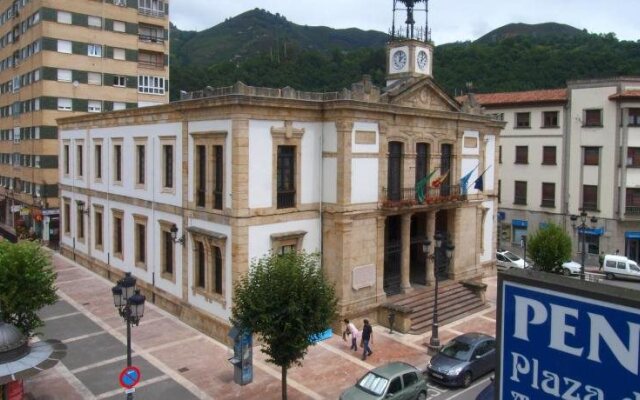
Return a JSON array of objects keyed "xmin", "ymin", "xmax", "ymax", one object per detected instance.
[
  {"xmin": 87, "ymin": 16, "xmax": 102, "ymax": 28},
  {"xmin": 136, "ymin": 144, "xmax": 145, "ymax": 186},
  {"xmin": 138, "ymin": 0, "xmax": 166, "ymax": 17},
  {"xmin": 195, "ymin": 145, "xmax": 205, "ymax": 207},
  {"xmin": 627, "ymin": 148, "xmax": 640, "ymax": 167},
  {"xmin": 195, "ymin": 241, "xmax": 205, "ymax": 289},
  {"xmin": 139, "ymin": 24, "xmax": 164, "ymax": 42},
  {"xmin": 88, "ymin": 101, "xmax": 101, "ymax": 113},
  {"xmin": 138, "ymin": 75, "xmax": 166, "ymax": 95},
  {"xmin": 515, "ymin": 146, "xmax": 528, "ymax": 164},
  {"xmin": 76, "ymin": 203, "xmax": 84, "ymax": 240},
  {"xmin": 541, "ymin": 182, "xmax": 555, "ymax": 208},
  {"xmin": 626, "ymin": 188, "xmax": 640, "ymax": 215},
  {"xmin": 542, "ymin": 146, "xmax": 556, "ymax": 165},
  {"xmin": 94, "ymin": 144, "xmax": 102, "ymax": 180},
  {"xmin": 57, "ymin": 11, "xmax": 71, "ymax": 24},
  {"xmin": 542, "ymin": 111, "xmax": 559, "ymax": 128},
  {"xmin": 583, "ymin": 147, "xmax": 600, "ymax": 166},
  {"xmin": 514, "ymin": 181, "xmax": 527, "ymax": 205},
  {"xmin": 63, "ymin": 200, "xmax": 70, "ymax": 235},
  {"xmin": 113, "ymin": 212, "xmax": 123, "ymax": 258},
  {"xmin": 63, "ymin": 144, "xmax": 70, "ymax": 174},
  {"xmin": 88, "ymin": 72, "xmax": 101, "ymax": 85},
  {"xmin": 113, "ymin": 21, "xmax": 126, "ymax": 32},
  {"xmin": 498, "ymin": 180, "xmax": 501, "ymax": 203},
  {"xmin": 629, "ymin": 108, "xmax": 640, "ymax": 126},
  {"xmin": 162, "ymin": 229, "xmax": 174, "ymax": 276},
  {"xmin": 277, "ymin": 145, "xmax": 296, "ymax": 208},
  {"xmin": 113, "ymin": 76, "xmax": 126, "ymax": 87},
  {"xmin": 498, "ymin": 145, "xmax": 502, "ymax": 164},
  {"xmin": 135, "ymin": 221, "xmax": 146, "ymax": 267},
  {"xmin": 88, "ymin": 44, "xmax": 102, "ymax": 57},
  {"xmin": 94, "ymin": 208, "xmax": 103, "ymax": 249},
  {"xmin": 139, "ymin": 51, "xmax": 163, "ymax": 68},
  {"xmin": 76, "ymin": 144, "xmax": 83, "ymax": 177},
  {"xmin": 113, "ymin": 48, "xmax": 125, "ymax": 60},
  {"xmin": 213, "ymin": 146, "xmax": 223, "ymax": 209},
  {"xmin": 214, "ymin": 247, "xmax": 222, "ymax": 294},
  {"xmin": 162, "ymin": 144, "xmax": 173, "ymax": 189},
  {"xmin": 516, "ymin": 112, "xmax": 531, "ymax": 128},
  {"xmin": 58, "ymin": 98, "xmax": 72, "ymax": 111},
  {"xmin": 114, "ymin": 143, "xmax": 122, "ymax": 183},
  {"xmin": 582, "ymin": 185, "xmax": 598, "ymax": 211},
  {"xmin": 57, "ymin": 40, "xmax": 72, "ymax": 54},
  {"xmin": 57, "ymin": 69, "xmax": 72, "ymax": 82},
  {"xmin": 584, "ymin": 109, "xmax": 602, "ymax": 127}
]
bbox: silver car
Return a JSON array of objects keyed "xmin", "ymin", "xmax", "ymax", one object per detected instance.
[{"xmin": 496, "ymin": 250, "xmax": 529, "ymax": 270}]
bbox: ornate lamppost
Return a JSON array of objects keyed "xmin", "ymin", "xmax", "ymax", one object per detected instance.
[
  {"xmin": 570, "ymin": 211, "xmax": 598, "ymax": 280},
  {"xmin": 423, "ymin": 233, "xmax": 454, "ymax": 351},
  {"xmin": 111, "ymin": 272, "xmax": 146, "ymax": 400}
]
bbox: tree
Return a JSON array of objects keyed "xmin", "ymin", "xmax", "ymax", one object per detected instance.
[
  {"xmin": 0, "ymin": 241, "xmax": 58, "ymax": 336},
  {"xmin": 232, "ymin": 252, "xmax": 337, "ymax": 400},
  {"xmin": 527, "ymin": 223, "xmax": 572, "ymax": 273}
]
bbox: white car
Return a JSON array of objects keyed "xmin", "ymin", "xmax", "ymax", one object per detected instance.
[
  {"xmin": 560, "ymin": 261, "xmax": 582, "ymax": 276},
  {"xmin": 496, "ymin": 251, "xmax": 530, "ymax": 270}
]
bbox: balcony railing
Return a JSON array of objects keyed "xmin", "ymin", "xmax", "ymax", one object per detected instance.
[
  {"xmin": 626, "ymin": 206, "xmax": 640, "ymax": 215},
  {"xmin": 138, "ymin": 7, "xmax": 165, "ymax": 18},
  {"xmin": 138, "ymin": 60, "xmax": 164, "ymax": 69},
  {"xmin": 381, "ymin": 184, "xmax": 469, "ymax": 208},
  {"xmin": 138, "ymin": 34, "xmax": 164, "ymax": 44},
  {"xmin": 277, "ymin": 190, "xmax": 296, "ymax": 209}
]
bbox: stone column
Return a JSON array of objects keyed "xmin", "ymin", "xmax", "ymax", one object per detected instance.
[
  {"xmin": 426, "ymin": 211, "xmax": 436, "ymax": 286},
  {"xmin": 401, "ymin": 213, "xmax": 412, "ymax": 293}
]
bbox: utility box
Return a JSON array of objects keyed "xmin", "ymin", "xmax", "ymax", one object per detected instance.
[{"xmin": 228, "ymin": 326, "xmax": 253, "ymax": 386}]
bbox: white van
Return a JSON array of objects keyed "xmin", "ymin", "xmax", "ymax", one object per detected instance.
[{"xmin": 603, "ymin": 254, "xmax": 640, "ymax": 280}]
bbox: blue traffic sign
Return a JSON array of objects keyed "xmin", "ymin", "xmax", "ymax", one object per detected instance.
[{"xmin": 119, "ymin": 366, "xmax": 141, "ymax": 389}]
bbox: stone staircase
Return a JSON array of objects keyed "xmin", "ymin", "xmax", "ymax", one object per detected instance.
[{"xmin": 385, "ymin": 280, "xmax": 488, "ymax": 335}]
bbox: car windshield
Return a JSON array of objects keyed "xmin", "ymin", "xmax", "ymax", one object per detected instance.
[
  {"xmin": 440, "ymin": 339, "xmax": 472, "ymax": 361},
  {"xmin": 357, "ymin": 372, "xmax": 389, "ymax": 396},
  {"xmin": 503, "ymin": 251, "xmax": 521, "ymax": 262},
  {"xmin": 630, "ymin": 262, "xmax": 640, "ymax": 272}
]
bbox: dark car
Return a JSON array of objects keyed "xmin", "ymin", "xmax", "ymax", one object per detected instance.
[
  {"xmin": 340, "ymin": 361, "xmax": 428, "ymax": 400},
  {"xmin": 426, "ymin": 332, "xmax": 496, "ymax": 388}
]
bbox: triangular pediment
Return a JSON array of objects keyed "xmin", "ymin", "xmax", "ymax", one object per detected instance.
[{"xmin": 383, "ymin": 77, "xmax": 460, "ymax": 112}]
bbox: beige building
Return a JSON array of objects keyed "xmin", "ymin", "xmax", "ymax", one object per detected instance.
[
  {"xmin": 0, "ymin": 0, "xmax": 169, "ymax": 243},
  {"xmin": 57, "ymin": 35, "xmax": 502, "ymax": 341}
]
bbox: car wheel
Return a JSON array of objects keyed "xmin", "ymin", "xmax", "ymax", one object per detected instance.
[
  {"xmin": 416, "ymin": 391, "xmax": 427, "ymax": 400},
  {"xmin": 462, "ymin": 371, "xmax": 472, "ymax": 388},
  {"xmin": 606, "ymin": 273, "xmax": 614, "ymax": 280},
  {"xmin": 563, "ymin": 268, "xmax": 571, "ymax": 276}
]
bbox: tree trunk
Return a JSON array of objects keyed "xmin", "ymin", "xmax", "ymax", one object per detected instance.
[{"xmin": 281, "ymin": 366, "xmax": 288, "ymax": 400}]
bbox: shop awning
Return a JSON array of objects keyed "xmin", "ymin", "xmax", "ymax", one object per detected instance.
[
  {"xmin": 625, "ymin": 231, "xmax": 640, "ymax": 239},
  {"xmin": 512, "ymin": 219, "xmax": 528, "ymax": 228},
  {"xmin": 577, "ymin": 227, "xmax": 605, "ymax": 236}
]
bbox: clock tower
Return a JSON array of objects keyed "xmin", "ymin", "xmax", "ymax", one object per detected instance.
[{"xmin": 386, "ymin": 0, "xmax": 433, "ymax": 86}]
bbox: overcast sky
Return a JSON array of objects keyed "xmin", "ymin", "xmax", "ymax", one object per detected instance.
[{"xmin": 170, "ymin": 0, "xmax": 638, "ymax": 44}]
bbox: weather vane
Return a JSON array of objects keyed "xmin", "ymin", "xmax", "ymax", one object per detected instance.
[{"xmin": 391, "ymin": 0, "xmax": 430, "ymax": 42}]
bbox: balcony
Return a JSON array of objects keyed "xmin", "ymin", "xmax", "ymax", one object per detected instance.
[
  {"xmin": 381, "ymin": 184, "xmax": 471, "ymax": 209},
  {"xmin": 138, "ymin": 34, "xmax": 164, "ymax": 44},
  {"xmin": 138, "ymin": 7, "xmax": 165, "ymax": 18}
]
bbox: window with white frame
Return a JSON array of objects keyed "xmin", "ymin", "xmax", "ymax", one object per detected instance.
[
  {"xmin": 57, "ymin": 40, "xmax": 72, "ymax": 54},
  {"xmin": 113, "ymin": 21, "xmax": 125, "ymax": 32},
  {"xmin": 57, "ymin": 69, "xmax": 72, "ymax": 82},
  {"xmin": 88, "ymin": 100, "xmax": 101, "ymax": 113},
  {"xmin": 138, "ymin": 75, "xmax": 166, "ymax": 95},
  {"xmin": 113, "ymin": 102, "xmax": 126, "ymax": 110},
  {"xmin": 57, "ymin": 11, "xmax": 71, "ymax": 24},
  {"xmin": 88, "ymin": 44, "xmax": 102, "ymax": 57},
  {"xmin": 88, "ymin": 72, "xmax": 101, "ymax": 85},
  {"xmin": 87, "ymin": 16, "xmax": 101, "ymax": 28},
  {"xmin": 58, "ymin": 98, "xmax": 72, "ymax": 111},
  {"xmin": 113, "ymin": 48, "xmax": 125, "ymax": 60},
  {"xmin": 113, "ymin": 75, "xmax": 126, "ymax": 87}
]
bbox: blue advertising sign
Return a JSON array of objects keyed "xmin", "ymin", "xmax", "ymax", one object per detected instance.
[{"xmin": 500, "ymin": 281, "xmax": 640, "ymax": 399}]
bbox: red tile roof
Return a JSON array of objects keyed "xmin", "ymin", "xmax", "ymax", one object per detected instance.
[
  {"xmin": 458, "ymin": 89, "xmax": 568, "ymax": 107},
  {"xmin": 609, "ymin": 90, "xmax": 640, "ymax": 100}
]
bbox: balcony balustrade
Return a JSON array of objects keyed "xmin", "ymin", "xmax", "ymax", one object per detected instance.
[{"xmin": 381, "ymin": 184, "xmax": 472, "ymax": 208}]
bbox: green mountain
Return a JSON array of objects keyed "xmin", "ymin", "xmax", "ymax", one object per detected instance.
[{"xmin": 475, "ymin": 22, "xmax": 587, "ymax": 44}]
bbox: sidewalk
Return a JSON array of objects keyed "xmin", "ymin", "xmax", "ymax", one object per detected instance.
[{"xmin": 24, "ymin": 253, "xmax": 498, "ymax": 400}]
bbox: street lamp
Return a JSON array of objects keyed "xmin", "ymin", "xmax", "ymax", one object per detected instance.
[
  {"xmin": 111, "ymin": 272, "xmax": 146, "ymax": 400},
  {"xmin": 423, "ymin": 233, "xmax": 455, "ymax": 351},
  {"xmin": 522, "ymin": 235, "xmax": 527, "ymax": 268},
  {"xmin": 169, "ymin": 224, "xmax": 185, "ymax": 246},
  {"xmin": 570, "ymin": 211, "xmax": 598, "ymax": 280},
  {"xmin": 76, "ymin": 200, "xmax": 89, "ymax": 215}
]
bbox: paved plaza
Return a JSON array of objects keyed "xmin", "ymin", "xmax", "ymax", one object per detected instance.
[{"xmin": 24, "ymin": 254, "xmax": 498, "ymax": 399}]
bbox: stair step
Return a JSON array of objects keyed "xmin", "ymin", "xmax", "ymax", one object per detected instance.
[
  {"xmin": 409, "ymin": 296, "xmax": 483, "ymax": 325},
  {"xmin": 410, "ymin": 303, "xmax": 490, "ymax": 334}
]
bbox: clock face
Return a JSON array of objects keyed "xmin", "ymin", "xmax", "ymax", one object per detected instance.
[
  {"xmin": 417, "ymin": 50, "xmax": 428, "ymax": 71},
  {"xmin": 392, "ymin": 50, "xmax": 407, "ymax": 71}
]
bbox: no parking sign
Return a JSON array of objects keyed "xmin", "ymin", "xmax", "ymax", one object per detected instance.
[{"xmin": 118, "ymin": 365, "xmax": 141, "ymax": 389}]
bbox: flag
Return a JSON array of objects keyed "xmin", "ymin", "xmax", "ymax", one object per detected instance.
[
  {"xmin": 431, "ymin": 171, "xmax": 449, "ymax": 188},
  {"xmin": 459, "ymin": 165, "xmax": 479, "ymax": 195},
  {"xmin": 472, "ymin": 165, "xmax": 492, "ymax": 192},
  {"xmin": 415, "ymin": 169, "xmax": 438, "ymax": 203}
]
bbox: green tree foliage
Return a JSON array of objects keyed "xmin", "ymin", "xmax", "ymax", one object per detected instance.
[
  {"xmin": 232, "ymin": 252, "xmax": 337, "ymax": 400},
  {"xmin": 0, "ymin": 241, "xmax": 58, "ymax": 336},
  {"xmin": 527, "ymin": 223, "xmax": 572, "ymax": 273}
]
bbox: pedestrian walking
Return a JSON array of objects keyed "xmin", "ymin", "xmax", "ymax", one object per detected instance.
[
  {"xmin": 598, "ymin": 252, "xmax": 604, "ymax": 271},
  {"xmin": 361, "ymin": 319, "xmax": 373, "ymax": 360},
  {"xmin": 343, "ymin": 319, "xmax": 359, "ymax": 351}
]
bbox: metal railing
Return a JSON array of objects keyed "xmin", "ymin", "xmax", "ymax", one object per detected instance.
[
  {"xmin": 381, "ymin": 184, "xmax": 470, "ymax": 208},
  {"xmin": 138, "ymin": 7, "xmax": 165, "ymax": 18},
  {"xmin": 138, "ymin": 34, "xmax": 164, "ymax": 44},
  {"xmin": 625, "ymin": 206, "xmax": 640, "ymax": 215},
  {"xmin": 138, "ymin": 60, "xmax": 164, "ymax": 69},
  {"xmin": 277, "ymin": 190, "xmax": 296, "ymax": 209}
]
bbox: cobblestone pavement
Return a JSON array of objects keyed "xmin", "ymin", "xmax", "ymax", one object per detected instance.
[{"xmin": 24, "ymin": 253, "xmax": 499, "ymax": 400}]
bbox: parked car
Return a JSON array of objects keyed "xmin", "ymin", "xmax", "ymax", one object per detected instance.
[
  {"xmin": 603, "ymin": 254, "xmax": 640, "ymax": 280},
  {"xmin": 340, "ymin": 361, "xmax": 428, "ymax": 400},
  {"xmin": 426, "ymin": 332, "xmax": 496, "ymax": 388},
  {"xmin": 496, "ymin": 250, "xmax": 530, "ymax": 270},
  {"xmin": 475, "ymin": 377, "xmax": 495, "ymax": 400},
  {"xmin": 560, "ymin": 260, "xmax": 582, "ymax": 276}
]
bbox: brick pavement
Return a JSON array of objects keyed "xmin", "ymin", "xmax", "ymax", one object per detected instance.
[{"xmin": 24, "ymin": 253, "xmax": 498, "ymax": 399}]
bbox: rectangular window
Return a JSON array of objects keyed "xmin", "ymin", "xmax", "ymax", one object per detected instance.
[
  {"xmin": 515, "ymin": 146, "xmax": 528, "ymax": 164},
  {"xmin": 114, "ymin": 144, "xmax": 122, "ymax": 182},
  {"xmin": 87, "ymin": 16, "xmax": 102, "ymax": 28},
  {"xmin": 113, "ymin": 48, "xmax": 125, "ymax": 60},
  {"xmin": 629, "ymin": 108, "xmax": 640, "ymax": 126},
  {"xmin": 498, "ymin": 145, "xmax": 502, "ymax": 164},
  {"xmin": 626, "ymin": 188, "xmax": 640, "ymax": 214},
  {"xmin": 195, "ymin": 241, "xmax": 205, "ymax": 289},
  {"xmin": 135, "ymin": 222, "xmax": 146, "ymax": 265},
  {"xmin": 214, "ymin": 246, "xmax": 222, "ymax": 294},
  {"xmin": 113, "ymin": 102, "xmax": 126, "ymax": 110},
  {"xmin": 277, "ymin": 145, "xmax": 296, "ymax": 208},
  {"xmin": 542, "ymin": 111, "xmax": 559, "ymax": 128},
  {"xmin": 514, "ymin": 181, "xmax": 527, "ymax": 205},
  {"xmin": 582, "ymin": 185, "xmax": 598, "ymax": 211},
  {"xmin": 162, "ymin": 144, "xmax": 173, "ymax": 189},
  {"xmin": 627, "ymin": 148, "xmax": 640, "ymax": 167},
  {"xmin": 113, "ymin": 213, "xmax": 123, "ymax": 257},
  {"xmin": 542, "ymin": 146, "xmax": 556, "ymax": 165},
  {"xmin": 64, "ymin": 200, "xmax": 70, "ymax": 234},
  {"xmin": 138, "ymin": 0, "xmax": 166, "ymax": 17},
  {"xmin": 76, "ymin": 204, "xmax": 84, "ymax": 240},
  {"xmin": 498, "ymin": 179, "xmax": 501, "ymax": 203},
  {"xmin": 76, "ymin": 144, "xmax": 83, "ymax": 177},
  {"xmin": 88, "ymin": 100, "xmax": 101, "ymax": 113},
  {"xmin": 584, "ymin": 109, "xmax": 602, "ymax": 127},
  {"xmin": 138, "ymin": 50, "xmax": 163, "ymax": 68},
  {"xmin": 136, "ymin": 144, "xmax": 145, "ymax": 185},
  {"xmin": 196, "ymin": 145, "xmax": 205, "ymax": 207},
  {"xmin": 57, "ymin": 69, "xmax": 72, "ymax": 82},
  {"xmin": 88, "ymin": 44, "xmax": 102, "ymax": 57},
  {"xmin": 113, "ymin": 20, "xmax": 126, "ymax": 32},
  {"xmin": 94, "ymin": 209, "xmax": 103, "ymax": 249},
  {"xmin": 583, "ymin": 147, "xmax": 600, "ymax": 166},
  {"xmin": 95, "ymin": 144, "xmax": 102, "ymax": 180},
  {"xmin": 516, "ymin": 112, "xmax": 530, "ymax": 128},
  {"xmin": 138, "ymin": 24, "xmax": 164, "ymax": 42},
  {"xmin": 541, "ymin": 182, "xmax": 555, "ymax": 208},
  {"xmin": 113, "ymin": 76, "xmax": 126, "ymax": 87},
  {"xmin": 213, "ymin": 145, "xmax": 223, "ymax": 210},
  {"xmin": 64, "ymin": 144, "xmax": 70, "ymax": 174},
  {"xmin": 58, "ymin": 98, "xmax": 72, "ymax": 111},
  {"xmin": 57, "ymin": 11, "xmax": 71, "ymax": 24},
  {"xmin": 138, "ymin": 75, "xmax": 166, "ymax": 95},
  {"xmin": 162, "ymin": 230, "xmax": 173, "ymax": 275},
  {"xmin": 88, "ymin": 72, "xmax": 101, "ymax": 85}
]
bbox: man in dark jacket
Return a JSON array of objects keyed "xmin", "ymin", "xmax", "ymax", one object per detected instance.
[{"xmin": 361, "ymin": 319, "xmax": 373, "ymax": 360}]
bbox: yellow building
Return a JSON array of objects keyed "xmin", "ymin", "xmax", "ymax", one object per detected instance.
[{"xmin": 0, "ymin": 0, "xmax": 169, "ymax": 243}]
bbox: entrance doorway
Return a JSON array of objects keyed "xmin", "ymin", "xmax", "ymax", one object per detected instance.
[
  {"xmin": 410, "ymin": 213, "xmax": 427, "ymax": 285},
  {"xmin": 384, "ymin": 215, "xmax": 402, "ymax": 295}
]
